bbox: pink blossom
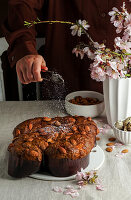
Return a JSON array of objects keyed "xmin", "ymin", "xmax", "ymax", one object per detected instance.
[
  {"xmin": 99, "ymin": 127, "xmax": 109, "ymax": 134},
  {"xmin": 91, "ymin": 66, "xmax": 106, "ymax": 82},
  {"xmin": 78, "ymin": 180, "xmax": 85, "ymax": 187},
  {"xmin": 63, "ymin": 189, "xmax": 79, "ymax": 198},
  {"xmin": 95, "ymin": 55, "xmax": 105, "ymax": 65},
  {"xmin": 102, "ymin": 124, "xmax": 111, "ymax": 129},
  {"xmin": 124, "ymin": 13, "xmax": 131, "ymax": 27},
  {"xmin": 65, "ymin": 185, "xmax": 74, "ymax": 189},
  {"xmin": 72, "ymin": 48, "xmax": 85, "ymax": 59},
  {"xmin": 106, "ymin": 67, "xmax": 113, "ymax": 77},
  {"xmin": 87, "ymin": 170, "xmax": 95, "ymax": 179},
  {"xmin": 96, "ymin": 184, "xmax": 104, "ymax": 191},
  {"xmin": 93, "ymin": 42, "xmax": 105, "ymax": 49},
  {"xmin": 83, "ymin": 47, "xmax": 95, "ymax": 60},
  {"xmin": 111, "ymin": 71, "xmax": 120, "ymax": 79},
  {"xmin": 114, "ymin": 143, "xmax": 123, "ymax": 146},
  {"xmin": 70, "ymin": 19, "xmax": 89, "ymax": 37},
  {"xmin": 115, "ymin": 37, "xmax": 131, "ymax": 53},
  {"xmin": 108, "ymin": 7, "xmax": 124, "ymax": 33},
  {"xmin": 52, "ymin": 186, "xmax": 63, "ymax": 193},
  {"xmin": 108, "ymin": 61, "xmax": 118, "ymax": 72},
  {"xmin": 115, "ymin": 153, "xmax": 124, "ymax": 158},
  {"xmin": 109, "ymin": 7, "xmax": 119, "ymax": 18},
  {"xmin": 117, "ymin": 63, "xmax": 125, "ymax": 70},
  {"xmin": 75, "ymin": 171, "xmax": 85, "ymax": 181}
]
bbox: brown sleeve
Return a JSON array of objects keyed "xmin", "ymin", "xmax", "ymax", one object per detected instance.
[{"xmin": 2, "ymin": 0, "xmax": 44, "ymax": 67}]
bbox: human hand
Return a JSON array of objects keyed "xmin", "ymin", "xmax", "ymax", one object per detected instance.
[{"xmin": 16, "ymin": 55, "xmax": 47, "ymax": 84}]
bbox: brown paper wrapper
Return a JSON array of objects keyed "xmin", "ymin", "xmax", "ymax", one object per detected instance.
[
  {"xmin": 8, "ymin": 152, "xmax": 41, "ymax": 178},
  {"xmin": 43, "ymin": 154, "xmax": 90, "ymax": 177}
]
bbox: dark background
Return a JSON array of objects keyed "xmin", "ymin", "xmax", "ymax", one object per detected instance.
[
  {"xmin": 0, "ymin": 0, "xmax": 8, "ymax": 37},
  {"xmin": 0, "ymin": 1, "xmax": 35, "ymax": 101}
]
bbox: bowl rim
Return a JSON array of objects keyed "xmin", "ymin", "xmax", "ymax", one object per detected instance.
[{"xmin": 65, "ymin": 90, "xmax": 104, "ymax": 107}]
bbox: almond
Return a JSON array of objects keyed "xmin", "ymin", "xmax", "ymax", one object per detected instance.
[
  {"xmin": 28, "ymin": 138, "xmax": 33, "ymax": 142},
  {"xmin": 12, "ymin": 137, "xmax": 19, "ymax": 142},
  {"xmin": 55, "ymin": 121, "xmax": 61, "ymax": 126},
  {"xmin": 39, "ymin": 141, "xmax": 48, "ymax": 150},
  {"xmin": 81, "ymin": 131, "xmax": 87, "ymax": 135},
  {"xmin": 65, "ymin": 136, "xmax": 71, "ymax": 140},
  {"xmin": 55, "ymin": 133, "xmax": 59, "ymax": 138},
  {"xmin": 72, "ymin": 126, "xmax": 77, "ymax": 132},
  {"xmin": 8, "ymin": 143, "xmax": 14, "ymax": 150},
  {"xmin": 15, "ymin": 129, "xmax": 21, "ymax": 136},
  {"xmin": 108, "ymin": 137, "xmax": 116, "ymax": 142},
  {"xmin": 87, "ymin": 117, "xmax": 92, "ymax": 121},
  {"xmin": 43, "ymin": 117, "xmax": 52, "ymax": 122},
  {"xmin": 97, "ymin": 129, "xmax": 100, "ymax": 134},
  {"xmin": 70, "ymin": 139, "xmax": 77, "ymax": 145},
  {"xmin": 67, "ymin": 132, "xmax": 73, "ymax": 136},
  {"xmin": 39, "ymin": 128, "xmax": 45, "ymax": 133},
  {"xmin": 41, "ymin": 132, "xmax": 48, "ymax": 136},
  {"xmin": 85, "ymin": 125, "xmax": 90, "ymax": 132},
  {"xmin": 121, "ymin": 149, "xmax": 128, "ymax": 153},
  {"xmin": 106, "ymin": 142, "xmax": 115, "ymax": 146},
  {"xmin": 68, "ymin": 118, "xmax": 76, "ymax": 123},
  {"xmin": 106, "ymin": 147, "xmax": 113, "ymax": 152},
  {"xmin": 30, "ymin": 150, "xmax": 39, "ymax": 157},
  {"xmin": 96, "ymin": 137, "xmax": 100, "ymax": 141},
  {"xmin": 29, "ymin": 123, "xmax": 33, "ymax": 130},
  {"xmin": 47, "ymin": 138, "xmax": 54, "ymax": 143},
  {"xmin": 59, "ymin": 146, "xmax": 67, "ymax": 154}
]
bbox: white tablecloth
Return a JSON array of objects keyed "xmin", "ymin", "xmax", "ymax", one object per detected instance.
[{"xmin": 0, "ymin": 101, "xmax": 131, "ymax": 200}]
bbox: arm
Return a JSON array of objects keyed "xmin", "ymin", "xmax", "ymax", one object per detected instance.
[{"xmin": 2, "ymin": 0, "xmax": 47, "ymax": 84}]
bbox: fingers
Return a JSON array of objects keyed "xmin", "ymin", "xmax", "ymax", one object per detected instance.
[
  {"xmin": 16, "ymin": 64, "xmax": 25, "ymax": 84},
  {"xmin": 16, "ymin": 55, "xmax": 47, "ymax": 84},
  {"xmin": 32, "ymin": 57, "xmax": 43, "ymax": 82}
]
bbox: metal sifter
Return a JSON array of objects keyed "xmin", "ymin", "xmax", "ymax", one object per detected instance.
[{"xmin": 41, "ymin": 66, "xmax": 64, "ymax": 84}]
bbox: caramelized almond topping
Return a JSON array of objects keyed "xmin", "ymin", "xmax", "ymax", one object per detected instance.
[
  {"xmin": 55, "ymin": 121, "xmax": 61, "ymax": 126},
  {"xmin": 28, "ymin": 138, "xmax": 33, "ymax": 142},
  {"xmin": 15, "ymin": 129, "xmax": 21, "ymax": 136},
  {"xmin": 68, "ymin": 118, "xmax": 76, "ymax": 123},
  {"xmin": 59, "ymin": 146, "xmax": 67, "ymax": 154},
  {"xmin": 55, "ymin": 133, "xmax": 59, "ymax": 138},
  {"xmin": 67, "ymin": 132, "xmax": 73, "ymax": 136},
  {"xmin": 47, "ymin": 138, "xmax": 54, "ymax": 143},
  {"xmin": 8, "ymin": 143, "xmax": 14, "ymax": 150},
  {"xmin": 97, "ymin": 129, "xmax": 100, "ymax": 134},
  {"xmin": 30, "ymin": 150, "xmax": 39, "ymax": 157},
  {"xmin": 43, "ymin": 117, "xmax": 52, "ymax": 122},
  {"xmin": 85, "ymin": 125, "xmax": 90, "ymax": 132},
  {"xmin": 81, "ymin": 131, "xmax": 87, "ymax": 135},
  {"xmin": 29, "ymin": 123, "xmax": 33, "ymax": 130},
  {"xmin": 87, "ymin": 117, "xmax": 92, "ymax": 121},
  {"xmin": 65, "ymin": 136, "xmax": 71, "ymax": 140},
  {"xmin": 70, "ymin": 139, "xmax": 77, "ymax": 145},
  {"xmin": 72, "ymin": 126, "xmax": 77, "ymax": 131}
]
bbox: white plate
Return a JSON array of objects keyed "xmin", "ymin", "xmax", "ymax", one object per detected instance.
[{"xmin": 29, "ymin": 145, "xmax": 105, "ymax": 181}]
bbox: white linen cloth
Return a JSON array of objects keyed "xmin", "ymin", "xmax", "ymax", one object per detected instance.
[{"xmin": 0, "ymin": 101, "xmax": 131, "ymax": 200}]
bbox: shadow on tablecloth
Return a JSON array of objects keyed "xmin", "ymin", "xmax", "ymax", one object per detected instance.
[{"xmin": 0, "ymin": 144, "xmax": 13, "ymax": 180}]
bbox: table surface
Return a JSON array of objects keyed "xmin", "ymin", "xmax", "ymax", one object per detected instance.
[{"xmin": 0, "ymin": 101, "xmax": 131, "ymax": 200}]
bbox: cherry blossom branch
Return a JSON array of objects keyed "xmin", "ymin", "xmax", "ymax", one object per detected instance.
[{"xmin": 24, "ymin": 18, "xmax": 75, "ymax": 28}]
